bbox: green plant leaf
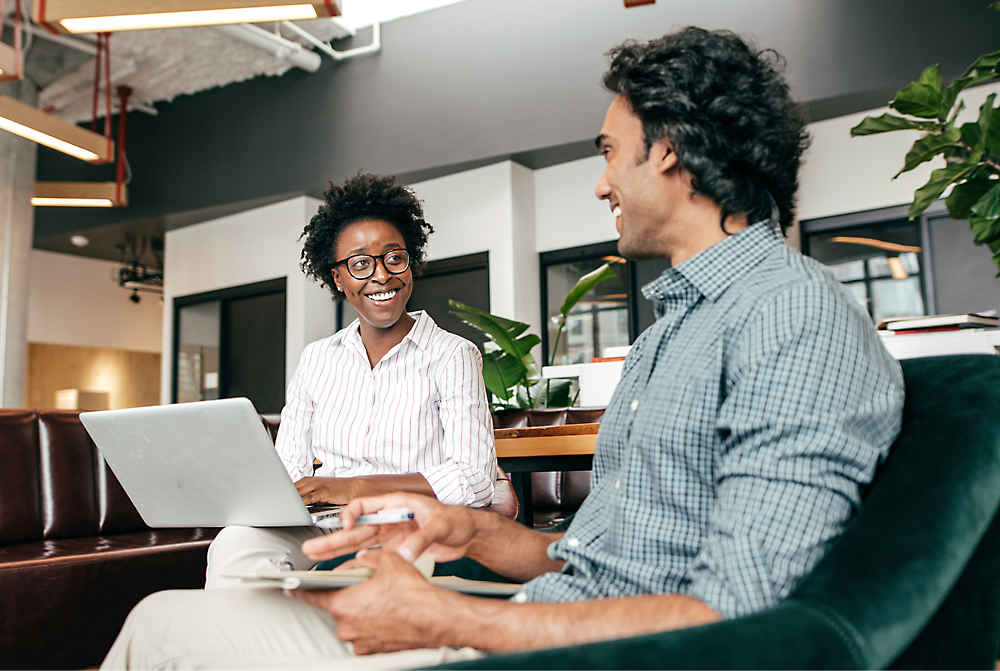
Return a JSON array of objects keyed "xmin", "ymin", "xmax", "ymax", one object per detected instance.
[
  {"xmin": 449, "ymin": 300, "xmax": 529, "ymax": 360},
  {"xmin": 481, "ymin": 350, "xmax": 525, "ymax": 402},
  {"xmin": 940, "ymin": 50, "xmax": 1000, "ymax": 118},
  {"xmin": 895, "ymin": 127, "xmax": 961, "ymax": 177},
  {"xmin": 449, "ymin": 300, "xmax": 527, "ymax": 338},
  {"xmin": 559, "ymin": 263, "xmax": 618, "ymax": 318},
  {"xmin": 521, "ymin": 378, "xmax": 573, "ymax": 409},
  {"xmin": 971, "ymin": 182, "xmax": 1000, "ymax": 220},
  {"xmin": 890, "ymin": 65, "xmax": 943, "ymax": 119},
  {"xmin": 970, "ymin": 214, "xmax": 1000, "ymax": 246},
  {"xmin": 946, "ymin": 174, "xmax": 997, "ymax": 219},
  {"xmin": 910, "ymin": 157, "xmax": 980, "ymax": 219},
  {"xmin": 850, "ymin": 113, "xmax": 942, "ymax": 137}
]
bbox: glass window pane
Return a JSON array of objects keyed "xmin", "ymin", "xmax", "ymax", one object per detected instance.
[
  {"xmin": 806, "ymin": 219, "xmax": 924, "ymax": 323},
  {"xmin": 177, "ymin": 301, "xmax": 221, "ymax": 403},
  {"xmin": 547, "ymin": 258, "xmax": 628, "ymax": 365}
]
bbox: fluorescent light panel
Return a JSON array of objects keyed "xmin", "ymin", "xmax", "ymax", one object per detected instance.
[
  {"xmin": 62, "ymin": 5, "xmax": 318, "ymax": 32},
  {"xmin": 33, "ymin": 182, "xmax": 127, "ymax": 207},
  {"xmin": 0, "ymin": 94, "xmax": 112, "ymax": 163},
  {"xmin": 31, "ymin": 197, "xmax": 114, "ymax": 207},
  {"xmin": 34, "ymin": 1, "xmax": 341, "ymax": 35}
]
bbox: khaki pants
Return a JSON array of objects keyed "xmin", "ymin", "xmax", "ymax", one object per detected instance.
[{"xmin": 101, "ymin": 588, "xmax": 484, "ymax": 670}]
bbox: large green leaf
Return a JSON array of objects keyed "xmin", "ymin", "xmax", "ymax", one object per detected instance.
[
  {"xmin": 850, "ymin": 113, "xmax": 942, "ymax": 137},
  {"xmin": 449, "ymin": 300, "xmax": 529, "ymax": 359},
  {"xmin": 895, "ymin": 127, "xmax": 961, "ymax": 177},
  {"xmin": 890, "ymin": 65, "xmax": 943, "ymax": 119},
  {"xmin": 940, "ymin": 49, "xmax": 1000, "ymax": 118},
  {"xmin": 971, "ymin": 182, "xmax": 1000, "ymax": 220},
  {"xmin": 910, "ymin": 157, "xmax": 980, "ymax": 219},
  {"xmin": 970, "ymin": 214, "xmax": 1000, "ymax": 246},
  {"xmin": 559, "ymin": 263, "xmax": 619, "ymax": 318},
  {"xmin": 519, "ymin": 378, "xmax": 573, "ymax": 409},
  {"xmin": 946, "ymin": 174, "xmax": 998, "ymax": 219},
  {"xmin": 481, "ymin": 350, "xmax": 525, "ymax": 402}
]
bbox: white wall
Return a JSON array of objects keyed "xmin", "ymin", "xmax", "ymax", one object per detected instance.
[
  {"xmin": 161, "ymin": 195, "xmax": 335, "ymax": 404},
  {"xmin": 798, "ymin": 81, "xmax": 1000, "ymax": 221},
  {"xmin": 26, "ymin": 250, "xmax": 163, "ymax": 352},
  {"xmin": 412, "ymin": 161, "xmax": 541, "ymax": 337}
]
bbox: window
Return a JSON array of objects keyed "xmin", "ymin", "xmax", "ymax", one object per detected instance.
[
  {"xmin": 804, "ymin": 218, "xmax": 925, "ymax": 323},
  {"xmin": 540, "ymin": 241, "xmax": 670, "ymax": 366}
]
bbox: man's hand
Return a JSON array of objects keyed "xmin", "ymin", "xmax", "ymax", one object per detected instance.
[
  {"xmin": 301, "ymin": 492, "xmax": 480, "ymax": 565},
  {"xmin": 295, "ymin": 476, "xmax": 360, "ymax": 505},
  {"xmin": 290, "ymin": 548, "xmax": 457, "ymax": 654}
]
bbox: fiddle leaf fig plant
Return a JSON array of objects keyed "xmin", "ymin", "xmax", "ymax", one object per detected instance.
[
  {"xmin": 850, "ymin": 3, "xmax": 1000, "ymax": 274},
  {"xmin": 450, "ymin": 261, "xmax": 618, "ymax": 411}
]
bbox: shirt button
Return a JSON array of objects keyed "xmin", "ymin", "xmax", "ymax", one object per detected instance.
[
  {"xmin": 512, "ymin": 592, "xmax": 528, "ymax": 603},
  {"xmin": 630, "ymin": 399, "xmax": 639, "ymax": 412},
  {"xmin": 615, "ymin": 479, "xmax": 620, "ymax": 489},
  {"xmin": 566, "ymin": 537, "xmax": 580, "ymax": 549}
]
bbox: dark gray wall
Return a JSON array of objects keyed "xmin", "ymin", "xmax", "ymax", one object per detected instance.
[
  {"xmin": 928, "ymin": 215, "xmax": 1000, "ymax": 315},
  {"xmin": 34, "ymin": 0, "xmax": 1000, "ymax": 251}
]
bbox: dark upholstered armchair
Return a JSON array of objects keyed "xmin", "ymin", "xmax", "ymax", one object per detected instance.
[{"xmin": 438, "ymin": 354, "xmax": 1000, "ymax": 670}]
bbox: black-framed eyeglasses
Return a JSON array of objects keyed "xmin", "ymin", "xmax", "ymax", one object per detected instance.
[{"xmin": 333, "ymin": 249, "xmax": 410, "ymax": 280}]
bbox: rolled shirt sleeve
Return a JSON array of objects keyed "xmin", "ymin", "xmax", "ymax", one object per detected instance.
[
  {"xmin": 419, "ymin": 341, "xmax": 497, "ymax": 507},
  {"xmin": 274, "ymin": 342, "xmax": 319, "ymax": 482},
  {"xmin": 686, "ymin": 280, "xmax": 904, "ymax": 618}
]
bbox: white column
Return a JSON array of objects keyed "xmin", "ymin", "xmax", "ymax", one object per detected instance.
[{"xmin": 0, "ymin": 80, "xmax": 38, "ymax": 407}]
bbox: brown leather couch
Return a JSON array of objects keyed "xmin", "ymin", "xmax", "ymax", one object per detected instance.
[
  {"xmin": 1, "ymin": 409, "xmax": 518, "ymax": 670},
  {"xmin": 492, "ymin": 408, "xmax": 603, "ymax": 527},
  {"xmin": 0, "ymin": 409, "xmax": 218, "ymax": 670}
]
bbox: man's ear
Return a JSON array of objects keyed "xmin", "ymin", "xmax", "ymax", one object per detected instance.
[{"xmin": 649, "ymin": 141, "xmax": 678, "ymax": 175}]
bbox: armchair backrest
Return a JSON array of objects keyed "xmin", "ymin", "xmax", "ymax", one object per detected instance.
[
  {"xmin": 446, "ymin": 355, "xmax": 1000, "ymax": 670},
  {"xmin": 791, "ymin": 353, "xmax": 1000, "ymax": 668}
]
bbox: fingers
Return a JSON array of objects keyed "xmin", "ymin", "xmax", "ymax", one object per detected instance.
[
  {"xmin": 338, "ymin": 492, "xmax": 436, "ymax": 528},
  {"xmin": 287, "ymin": 586, "xmax": 335, "ymax": 611},
  {"xmin": 301, "ymin": 526, "xmax": 380, "ymax": 560}
]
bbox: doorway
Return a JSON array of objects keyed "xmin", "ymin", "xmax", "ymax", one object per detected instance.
[{"xmin": 173, "ymin": 278, "xmax": 286, "ymax": 413}]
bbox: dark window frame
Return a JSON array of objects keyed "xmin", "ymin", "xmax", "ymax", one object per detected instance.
[
  {"xmin": 800, "ymin": 200, "xmax": 948, "ymax": 317},
  {"xmin": 172, "ymin": 276, "xmax": 287, "ymax": 403},
  {"xmin": 539, "ymin": 241, "xmax": 652, "ymax": 367}
]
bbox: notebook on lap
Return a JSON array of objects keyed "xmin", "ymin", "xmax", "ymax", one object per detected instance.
[{"xmin": 80, "ymin": 397, "xmax": 338, "ymax": 528}]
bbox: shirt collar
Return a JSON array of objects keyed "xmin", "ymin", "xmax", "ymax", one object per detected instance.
[
  {"xmin": 642, "ymin": 221, "xmax": 781, "ymax": 305},
  {"xmin": 343, "ymin": 310, "xmax": 434, "ymax": 355}
]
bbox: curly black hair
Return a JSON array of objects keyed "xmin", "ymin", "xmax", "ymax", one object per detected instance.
[
  {"xmin": 603, "ymin": 27, "xmax": 810, "ymax": 234},
  {"xmin": 300, "ymin": 173, "xmax": 434, "ymax": 302}
]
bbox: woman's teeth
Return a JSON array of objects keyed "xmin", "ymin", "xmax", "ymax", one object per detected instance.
[
  {"xmin": 368, "ymin": 290, "xmax": 397, "ymax": 303},
  {"xmin": 613, "ymin": 206, "xmax": 622, "ymax": 217}
]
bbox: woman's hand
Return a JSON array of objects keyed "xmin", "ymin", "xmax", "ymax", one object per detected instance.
[
  {"xmin": 294, "ymin": 476, "xmax": 360, "ymax": 505},
  {"xmin": 301, "ymin": 492, "xmax": 483, "ymax": 565}
]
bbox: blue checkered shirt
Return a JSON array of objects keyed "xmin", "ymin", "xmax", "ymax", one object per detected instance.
[{"xmin": 520, "ymin": 222, "xmax": 904, "ymax": 618}]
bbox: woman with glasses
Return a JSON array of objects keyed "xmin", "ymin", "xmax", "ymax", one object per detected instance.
[{"xmin": 204, "ymin": 173, "xmax": 496, "ymax": 587}]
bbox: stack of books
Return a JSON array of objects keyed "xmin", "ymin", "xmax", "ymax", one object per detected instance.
[{"xmin": 877, "ymin": 313, "xmax": 999, "ymax": 335}]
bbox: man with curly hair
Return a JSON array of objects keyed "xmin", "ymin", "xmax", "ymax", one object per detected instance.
[
  {"xmin": 103, "ymin": 27, "xmax": 903, "ymax": 668},
  {"xmin": 203, "ymin": 172, "xmax": 497, "ymax": 588}
]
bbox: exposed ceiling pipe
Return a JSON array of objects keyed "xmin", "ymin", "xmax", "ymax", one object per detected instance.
[
  {"xmin": 3, "ymin": 19, "xmax": 98, "ymax": 56},
  {"xmin": 213, "ymin": 23, "xmax": 321, "ymax": 72},
  {"xmin": 280, "ymin": 20, "xmax": 380, "ymax": 61}
]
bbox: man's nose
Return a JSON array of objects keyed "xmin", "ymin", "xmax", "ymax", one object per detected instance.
[{"xmin": 595, "ymin": 171, "xmax": 611, "ymax": 201}]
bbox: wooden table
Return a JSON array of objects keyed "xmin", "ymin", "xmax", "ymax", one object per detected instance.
[{"xmin": 495, "ymin": 423, "xmax": 599, "ymax": 526}]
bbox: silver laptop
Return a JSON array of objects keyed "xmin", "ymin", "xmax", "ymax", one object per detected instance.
[{"xmin": 80, "ymin": 397, "xmax": 338, "ymax": 528}]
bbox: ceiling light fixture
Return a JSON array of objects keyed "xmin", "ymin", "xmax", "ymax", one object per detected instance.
[
  {"xmin": 829, "ymin": 236, "xmax": 922, "ymax": 254},
  {"xmin": 0, "ymin": 43, "xmax": 21, "ymax": 79},
  {"xmin": 33, "ymin": 1, "xmax": 341, "ymax": 35},
  {"xmin": 32, "ymin": 181, "xmax": 127, "ymax": 207},
  {"xmin": 0, "ymin": 94, "xmax": 113, "ymax": 162}
]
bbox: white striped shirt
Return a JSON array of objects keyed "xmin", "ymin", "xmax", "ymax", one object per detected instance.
[{"xmin": 276, "ymin": 310, "xmax": 496, "ymax": 507}]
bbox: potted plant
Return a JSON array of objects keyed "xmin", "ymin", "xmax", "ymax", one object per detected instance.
[
  {"xmin": 850, "ymin": 2, "xmax": 1000, "ymax": 273},
  {"xmin": 450, "ymin": 262, "xmax": 617, "ymax": 411}
]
